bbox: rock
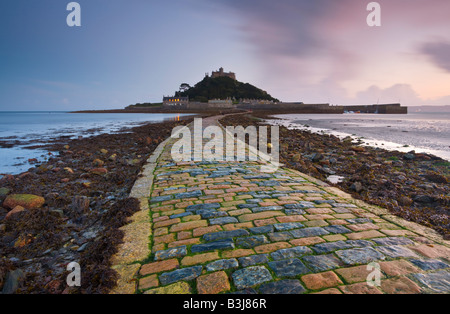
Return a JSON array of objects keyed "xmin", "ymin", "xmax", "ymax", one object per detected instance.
[
  {"xmin": 2, "ymin": 269, "xmax": 24, "ymax": 294},
  {"xmin": 0, "ymin": 175, "xmax": 15, "ymax": 184},
  {"xmin": 238, "ymin": 254, "xmax": 270, "ymax": 268},
  {"xmin": 206, "ymin": 259, "xmax": 239, "ymax": 272},
  {"xmin": 191, "ymin": 240, "xmax": 235, "ymax": 253},
  {"xmin": 398, "ymin": 196, "xmax": 413, "ymax": 206},
  {"xmin": 292, "ymin": 154, "xmax": 302, "ymax": 162},
  {"xmin": 64, "ymin": 167, "xmax": 74, "ymax": 174},
  {"xmin": 154, "ymin": 246, "xmax": 187, "ymax": 261},
  {"xmin": 425, "ymin": 173, "xmax": 448, "ymax": 184},
  {"xmin": 209, "ymin": 217, "xmax": 239, "ymax": 225},
  {"xmin": 174, "ymin": 190, "xmax": 202, "ymax": 199},
  {"xmin": 71, "ymin": 196, "xmax": 90, "ymax": 213},
  {"xmin": 99, "ymin": 149, "xmax": 108, "ymax": 155},
  {"xmin": 80, "ymin": 181, "xmax": 91, "ymax": 188},
  {"xmin": 352, "ymin": 146, "xmax": 366, "ymax": 152},
  {"xmin": 89, "ymin": 168, "xmax": 108, "ymax": 175},
  {"xmin": 403, "ymin": 153, "xmax": 415, "ymax": 161},
  {"xmin": 259, "ymin": 279, "xmax": 306, "ymax": 294},
  {"xmin": 145, "ymin": 282, "xmax": 192, "ymax": 294},
  {"xmin": 14, "ymin": 235, "xmax": 32, "ymax": 248},
  {"xmin": 350, "ymin": 182, "xmax": 363, "ymax": 193},
  {"xmin": 159, "ymin": 266, "xmax": 203, "ymax": 286},
  {"xmin": 413, "ymin": 195, "xmax": 435, "ymax": 204},
  {"xmin": 232, "ymin": 266, "xmax": 273, "ymax": 290},
  {"xmin": 270, "ymin": 246, "xmax": 312, "ymax": 261},
  {"xmin": 77, "ymin": 243, "xmax": 89, "ymax": 252},
  {"xmin": 311, "ymin": 153, "xmax": 324, "ymax": 162},
  {"xmin": 236, "ymin": 235, "xmax": 269, "ymax": 248},
  {"xmin": 108, "ymin": 154, "xmax": 117, "ymax": 161},
  {"xmin": 45, "ymin": 279, "xmax": 64, "ymax": 294},
  {"xmin": 3, "ymin": 194, "xmax": 45, "ymax": 210},
  {"xmin": 64, "ymin": 145, "xmax": 70, "ymax": 150},
  {"xmin": 92, "ymin": 159, "xmax": 105, "ymax": 167},
  {"xmin": 203, "ymin": 229, "xmax": 249, "ymax": 242},
  {"xmin": 61, "ymin": 178, "xmax": 70, "ymax": 183},
  {"xmin": 335, "ymin": 247, "xmax": 386, "ymax": 265},
  {"xmin": 268, "ymin": 259, "xmax": 310, "ymax": 277},
  {"xmin": 186, "ymin": 203, "xmax": 221, "ymax": 211},
  {"xmin": 0, "ymin": 187, "xmax": 10, "ymax": 195},
  {"xmin": 50, "ymin": 209, "xmax": 64, "ymax": 218},
  {"xmin": 0, "ymin": 187, "xmax": 10, "ymax": 202},
  {"xmin": 5, "ymin": 206, "xmax": 26, "ymax": 220}
]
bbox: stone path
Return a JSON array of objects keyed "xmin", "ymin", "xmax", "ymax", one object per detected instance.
[{"xmin": 111, "ymin": 115, "xmax": 450, "ymax": 294}]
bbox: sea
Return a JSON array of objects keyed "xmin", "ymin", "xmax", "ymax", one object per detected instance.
[
  {"xmin": 0, "ymin": 111, "xmax": 191, "ymax": 175},
  {"xmin": 268, "ymin": 112, "xmax": 450, "ymax": 162}
]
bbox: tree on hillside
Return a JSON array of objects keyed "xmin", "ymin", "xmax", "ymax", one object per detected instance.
[
  {"xmin": 175, "ymin": 76, "xmax": 279, "ymax": 102},
  {"xmin": 179, "ymin": 83, "xmax": 191, "ymax": 93}
]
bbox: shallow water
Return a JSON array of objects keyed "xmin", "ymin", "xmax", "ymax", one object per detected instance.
[
  {"xmin": 0, "ymin": 111, "xmax": 191, "ymax": 174},
  {"xmin": 269, "ymin": 112, "xmax": 450, "ymax": 161}
]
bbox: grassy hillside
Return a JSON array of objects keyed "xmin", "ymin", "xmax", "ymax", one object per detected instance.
[{"xmin": 175, "ymin": 76, "xmax": 279, "ymax": 103}]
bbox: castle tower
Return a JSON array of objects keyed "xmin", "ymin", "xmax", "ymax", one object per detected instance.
[{"xmin": 211, "ymin": 67, "xmax": 236, "ymax": 80}]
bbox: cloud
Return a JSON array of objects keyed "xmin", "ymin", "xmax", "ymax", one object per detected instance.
[
  {"xmin": 354, "ymin": 84, "xmax": 422, "ymax": 105},
  {"xmin": 420, "ymin": 41, "xmax": 450, "ymax": 73},
  {"xmin": 204, "ymin": 0, "xmax": 450, "ymax": 105}
]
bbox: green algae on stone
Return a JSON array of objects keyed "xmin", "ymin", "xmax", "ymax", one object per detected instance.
[{"xmin": 3, "ymin": 194, "xmax": 45, "ymax": 210}]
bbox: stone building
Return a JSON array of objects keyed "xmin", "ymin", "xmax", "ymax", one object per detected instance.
[
  {"xmin": 210, "ymin": 67, "xmax": 236, "ymax": 80},
  {"xmin": 163, "ymin": 96, "xmax": 189, "ymax": 107},
  {"xmin": 208, "ymin": 98, "xmax": 234, "ymax": 108}
]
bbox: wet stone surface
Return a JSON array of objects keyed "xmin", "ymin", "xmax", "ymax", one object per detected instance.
[
  {"xmin": 129, "ymin": 116, "xmax": 450, "ymax": 295},
  {"xmin": 335, "ymin": 247, "xmax": 386, "ymax": 265},
  {"xmin": 159, "ymin": 266, "xmax": 202, "ymax": 285},
  {"xmin": 268, "ymin": 259, "xmax": 311, "ymax": 278},
  {"xmin": 258, "ymin": 279, "xmax": 306, "ymax": 294},
  {"xmin": 232, "ymin": 266, "xmax": 273, "ymax": 290}
]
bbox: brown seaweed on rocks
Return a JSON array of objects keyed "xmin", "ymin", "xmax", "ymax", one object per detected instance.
[{"xmin": 0, "ymin": 117, "xmax": 193, "ymax": 294}]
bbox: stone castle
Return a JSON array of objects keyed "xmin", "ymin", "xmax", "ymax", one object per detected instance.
[
  {"xmin": 159, "ymin": 68, "xmax": 407, "ymax": 114},
  {"xmin": 208, "ymin": 67, "xmax": 236, "ymax": 81}
]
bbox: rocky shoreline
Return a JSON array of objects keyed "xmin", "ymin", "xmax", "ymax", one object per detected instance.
[
  {"xmin": 219, "ymin": 113, "xmax": 449, "ymax": 240},
  {"xmin": 0, "ymin": 117, "xmax": 193, "ymax": 294}
]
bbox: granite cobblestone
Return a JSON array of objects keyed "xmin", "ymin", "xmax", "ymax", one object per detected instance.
[{"xmin": 123, "ymin": 116, "xmax": 450, "ymax": 295}]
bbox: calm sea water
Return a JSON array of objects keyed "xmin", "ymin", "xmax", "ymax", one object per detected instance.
[
  {"xmin": 0, "ymin": 111, "xmax": 190, "ymax": 175},
  {"xmin": 270, "ymin": 112, "xmax": 450, "ymax": 161}
]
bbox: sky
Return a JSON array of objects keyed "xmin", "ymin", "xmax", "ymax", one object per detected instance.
[{"xmin": 0, "ymin": 0, "xmax": 449, "ymax": 111}]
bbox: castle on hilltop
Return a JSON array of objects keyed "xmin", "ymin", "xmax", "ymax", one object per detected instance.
[{"xmin": 206, "ymin": 67, "xmax": 236, "ymax": 81}]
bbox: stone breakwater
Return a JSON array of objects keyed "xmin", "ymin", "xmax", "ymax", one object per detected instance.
[{"xmin": 112, "ymin": 115, "xmax": 450, "ymax": 294}]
